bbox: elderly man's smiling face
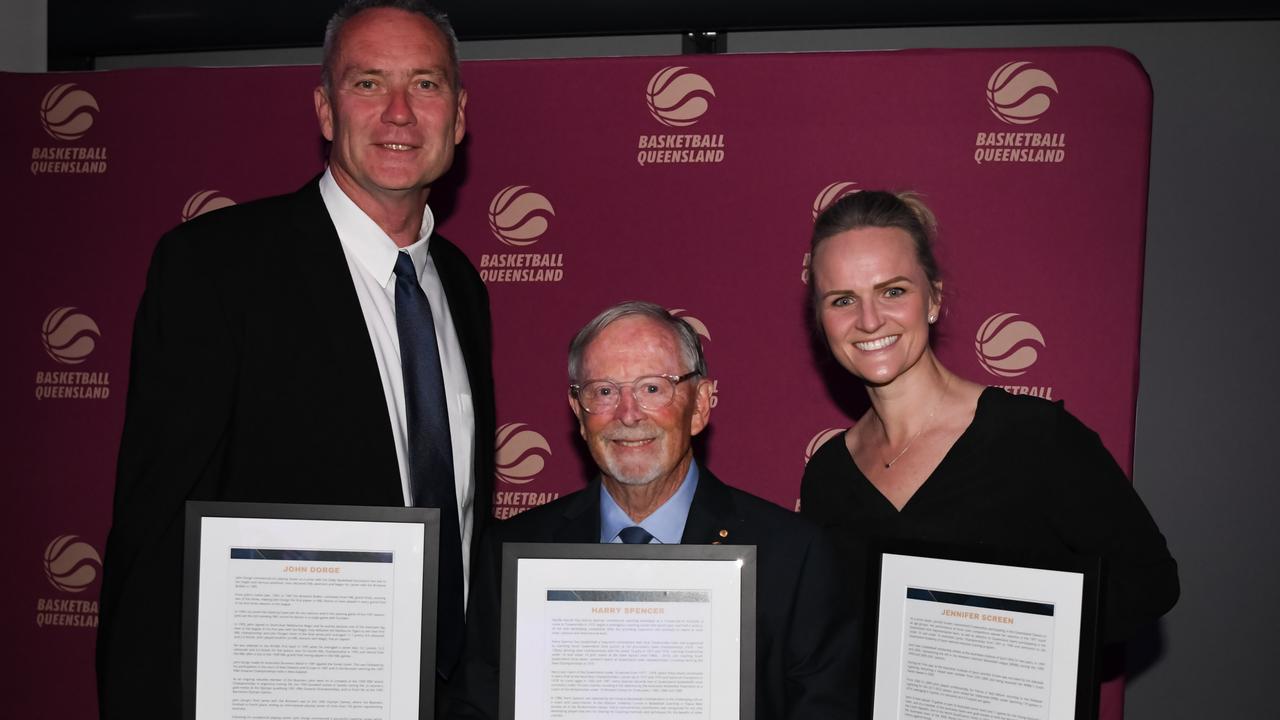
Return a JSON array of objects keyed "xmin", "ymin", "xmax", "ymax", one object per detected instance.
[{"xmin": 570, "ymin": 315, "xmax": 712, "ymax": 491}]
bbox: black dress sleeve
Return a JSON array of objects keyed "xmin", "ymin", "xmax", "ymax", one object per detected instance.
[
  {"xmin": 1042, "ymin": 404, "xmax": 1179, "ymax": 644},
  {"xmin": 799, "ymin": 432, "xmax": 851, "ymax": 529}
]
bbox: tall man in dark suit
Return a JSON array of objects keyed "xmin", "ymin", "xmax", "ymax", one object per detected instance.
[
  {"xmin": 97, "ymin": 2, "xmax": 493, "ymax": 717},
  {"xmin": 451, "ymin": 302, "xmax": 859, "ymax": 720}
]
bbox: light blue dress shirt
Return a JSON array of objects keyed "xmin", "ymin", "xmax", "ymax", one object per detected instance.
[{"xmin": 599, "ymin": 461, "xmax": 700, "ymax": 544}]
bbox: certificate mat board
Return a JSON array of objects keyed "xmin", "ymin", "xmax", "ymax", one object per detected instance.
[
  {"xmin": 183, "ymin": 502, "xmax": 440, "ymax": 720},
  {"xmin": 868, "ymin": 542, "xmax": 1101, "ymax": 720},
  {"xmin": 500, "ymin": 543, "xmax": 756, "ymax": 720}
]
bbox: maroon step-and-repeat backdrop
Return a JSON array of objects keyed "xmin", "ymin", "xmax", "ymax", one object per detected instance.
[{"xmin": 0, "ymin": 47, "xmax": 1150, "ymax": 718}]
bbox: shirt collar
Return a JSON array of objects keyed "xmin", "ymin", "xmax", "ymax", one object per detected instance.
[
  {"xmin": 599, "ymin": 460, "xmax": 700, "ymax": 544},
  {"xmin": 319, "ymin": 167, "xmax": 435, "ymax": 287}
]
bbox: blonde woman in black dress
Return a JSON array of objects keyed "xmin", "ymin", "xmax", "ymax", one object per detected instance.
[{"xmin": 801, "ymin": 190, "xmax": 1177, "ymax": 646}]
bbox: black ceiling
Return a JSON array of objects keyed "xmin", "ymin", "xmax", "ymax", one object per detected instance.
[{"xmin": 49, "ymin": 0, "xmax": 1279, "ymax": 68}]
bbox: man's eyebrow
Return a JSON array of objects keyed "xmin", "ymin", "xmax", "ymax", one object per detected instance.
[{"xmin": 340, "ymin": 67, "xmax": 448, "ymax": 79}]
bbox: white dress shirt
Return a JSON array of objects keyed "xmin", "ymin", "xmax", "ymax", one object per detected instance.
[{"xmin": 319, "ymin": 168, "xmax": 476, "ymax": 603}]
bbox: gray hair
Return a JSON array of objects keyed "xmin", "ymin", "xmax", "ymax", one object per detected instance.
[
  {"xmin": 568, "ymin": 301, "xmax": 708, "ymax": 383},
  {"xmin": 321, "ymin": 0, "xmax": 462, "ymax": 92}
]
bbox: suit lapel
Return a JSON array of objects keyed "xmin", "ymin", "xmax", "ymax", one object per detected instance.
[
  {"xmin": 553, "ymin": 481, "xmax": 603, "ymax": 543},
  {"xmin": 681, "ymin": 468, "xmax": 740, "ymax": 545},
  {"xmin": 284, "ymin": 178, "xmax": 400, "ymax": 484},
  {"xmin": 431, "ymin": 236, "xmax": 485, "ymax": 388},
  {"xmin": 286, "ymin": 180, "xmax": 372, "ymax": 362}
]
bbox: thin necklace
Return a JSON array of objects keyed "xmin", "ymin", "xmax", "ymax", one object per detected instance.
[{"xmin": 879, "ymin": 375, "xmax": 951, "ymax": 470}]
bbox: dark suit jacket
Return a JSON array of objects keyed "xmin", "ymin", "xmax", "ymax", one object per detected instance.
[
  {"xmin": 450, "ymin": 468, "xmax": 859, "ymax": 720},
  {"xmin": 97, "ymin": 178, "xmax": 495, "ymax": 718}
]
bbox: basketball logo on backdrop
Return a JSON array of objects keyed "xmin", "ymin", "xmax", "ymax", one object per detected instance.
[
  {"xmin": 976, "ymin": 313, "xmax": 1054, "ymax": 399},
  {"xmin": 976, "ymin": 312, "xmax": 1044, "ymax": 376},
  {"xmin": 987, "ymin": 61, "xmax": 1057, "ymax": 125},
  {"xmin": 805, "ymin": 428, "xmax": 845, "ymax": 464},
  {"xmin": 42, "ymin": 307, "xmax": 99, "ymax": 365},
  {"xmin": 40, "ymin": 84, "xmax": 98, "ymax": 141},
  {"xmin": 973, "ymin": 61, "xmax": 1066, "ymax": 165},
  {"xmin": 812, "ymin": 181, "xmax": 859, "ymax": 220},
  {"xmin": 647, "ymin": 67, "xmax": 715, "ymax": 127},
  {"xmin": 43, "ymin": 535, "xmax": 101, "ymax": 592},
  {"xmin": 495, "ymin": 423, "xmax": 552, "ymax": 485},
  {"xmin": 31, "ymin": 84, "xmax": 109, "ymax": 175},
  {"xmin": 493, "ymin": 423, "xmax": 560, "ymax": 520},
  {"xmin": 803, "ymin": 181, "xmax": 861, "ymax": 284},
  {"xmin": 488, "ymin": 185, "xmax": 555, "ymax": 247},
  {"xmin": 668, "ymin": 308, "xmax": 719, "ymax": 408},
  {"xmin": 637, "ymin": 67, "xmax": 726, "ymax": 166},
  {"xmin": 36, "ymin": 535, "xmax": 101, "ymax": 629},
  {"xmin": 479, "ymin": 185, "xmax": 564, "ymax": 284},
  {"xmin": 182, "ymin": 190, "xmax": 236, "ymax": 222},
  {"xmin": 36, "ymin": 308, "xmax": 111, "ymax": 399},
  {"xmin": 668, "ymin": 308, "xmax": 711, "ymax": 343}
]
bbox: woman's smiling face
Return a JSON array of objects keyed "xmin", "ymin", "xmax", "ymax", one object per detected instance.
[{"xmin": 812, "ymin": 225, "xmax": 941, "ymax": 387}]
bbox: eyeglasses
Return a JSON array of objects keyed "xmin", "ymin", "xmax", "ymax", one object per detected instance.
[{"xmin": 570, "ymin": 371, "xmax": 701, "ymax": 415}]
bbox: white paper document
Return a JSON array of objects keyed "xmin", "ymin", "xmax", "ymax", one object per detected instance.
[
  {"xmin": 195, "ymin": 517, "xmax": 426, "ymax": 720},
  {"xmin": 512, "ymin": 557, "xmax": 742, "ymax": 720},
  {"xmin": 900, "ymin": 588, "xmax": 1056, "ymax": 719},
  {"xmin": 873, "ymin": 553, "xmax": 1085, "ymax": 720}
]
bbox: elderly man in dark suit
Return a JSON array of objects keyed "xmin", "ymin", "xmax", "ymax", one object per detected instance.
[
  {"xmin": 96, "ymin": 2, "xmax": 493, "ymax": 717},
  {"xmin": 451, "ymin": 301, "xmax": 859, "ymax": 720}
]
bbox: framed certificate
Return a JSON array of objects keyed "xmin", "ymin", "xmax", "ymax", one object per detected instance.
[
  {"xmin": 182, "ymin": 501, "xmax": 440, "ymax": 720},
  {"xmin": 866, "ymin": 541, "xmax": 1101, "ymax": 720},
  {"xmin": 500, "ymin": 543, "xmax": 756, "ymax": 720}
]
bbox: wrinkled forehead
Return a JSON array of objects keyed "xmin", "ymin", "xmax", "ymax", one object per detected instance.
[
  {"xmin": 329, "ymin": 8, "xmax": 457, "ymax": 83},
  {"xmin": 580, "ymin": 316, "xmax": 684, "ymax": 379}
]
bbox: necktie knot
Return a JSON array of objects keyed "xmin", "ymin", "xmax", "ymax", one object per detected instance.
[
  {"xmin": 619, "ymin": 526, "xmax": 654, "ymax": 544},
  {"xmin": 394, "ymin": 251, "xmax": 418, "ymax": 282}
]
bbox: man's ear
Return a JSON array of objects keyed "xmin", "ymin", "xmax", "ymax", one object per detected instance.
[
  {"xmin": 453, "ymin": 88, "xmax": 467, "ymax": 145},
  {"xmin": 568, "ymin": 390, "xmax": 587, "ymax": 440},
  {"xmin": 314, "ymin": 86, "xmax": 335, "ymax": 142},
  {"xmin": 689, "ymin": 379, "xmax": 713, "ymax": 437}
]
